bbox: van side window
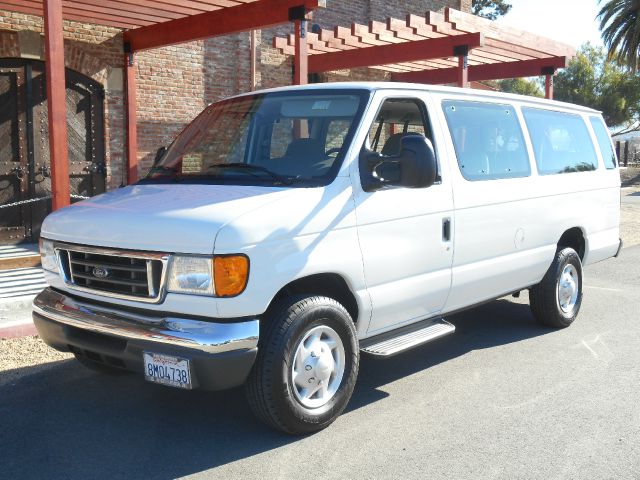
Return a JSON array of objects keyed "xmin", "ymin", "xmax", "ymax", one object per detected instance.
[
  {"xmin": 442, "ymin": 100, "xmax": 530, "ymax": 181},
  {"xmin": 522, "ymin": 108, "xmax": 599, "ymax": 174},
  {"xmin": 589, "ymin": 116, "xmax": 617, "ymax": 169},
  {"xmin": 367, "ymin": 98, "xmax": 433, "ymax": 156}
]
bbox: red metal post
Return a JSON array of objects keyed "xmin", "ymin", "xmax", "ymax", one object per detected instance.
[
  {"xmin": 293, "ymin": 19, "xmax": 308, "ymax": 85},
  {"xmin": 545, "ymin": 73, "xmax": 554, "ymax": 99},
  {"xmin": 43, "ymin": 0, "xmax": 70, "ymax": 210},
  {"xmin": 457, "ymin": 52, "xmax": 468, "ymax": 88},
  {"xmin": 125, "ymin": 50, "xmax": 138, "ymax": 184}
]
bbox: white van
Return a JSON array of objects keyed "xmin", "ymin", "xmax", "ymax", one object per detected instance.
[{"xmin": 34, "ymin": 83, "xmax": 622, "ymax": 434}]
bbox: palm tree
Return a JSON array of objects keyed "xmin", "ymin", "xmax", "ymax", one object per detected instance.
[{"xmin": 598, "ymin": 0, "xmax": 640, "ymax": 71}]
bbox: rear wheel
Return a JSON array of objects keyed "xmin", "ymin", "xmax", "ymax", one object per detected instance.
[
  {"xmin": 529, "ymin": 247, "xmax": 583, "ymax": 328},
  {"xmin": 245, "ymin": 295, "xmax": 359, "ymax": 434}
]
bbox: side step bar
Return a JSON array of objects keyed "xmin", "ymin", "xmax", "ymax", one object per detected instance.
[{"xmin": 361, "ymin": 317, "xmax": 455, "ymax": 357}]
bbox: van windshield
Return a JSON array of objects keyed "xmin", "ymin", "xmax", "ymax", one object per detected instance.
[{"xmin": 143, "ymin": 89, "xmax": 370, "ymax": 187}]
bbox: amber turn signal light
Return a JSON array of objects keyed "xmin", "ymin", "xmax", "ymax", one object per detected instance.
[{"xmin": 213, "ymin": 255, "xmax": 249, "ymax": 297}]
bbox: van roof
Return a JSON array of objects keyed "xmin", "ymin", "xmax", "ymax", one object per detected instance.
[{"xmin": 235, "ymin": 81, "xmax": 600, "ymax": 115}]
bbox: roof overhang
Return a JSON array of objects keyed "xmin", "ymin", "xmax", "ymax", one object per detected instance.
[
  {"xmin": 272, "ymin": 7, "xmax": 575, "ymax": 83},
  {"xmin": 0, "ymin": 0, "xmax": 325, "ymax": 51}
]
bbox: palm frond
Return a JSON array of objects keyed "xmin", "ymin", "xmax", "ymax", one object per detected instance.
[{"xmin": 598, "ymin": 0, "xmax": 640, "ymax": 71}]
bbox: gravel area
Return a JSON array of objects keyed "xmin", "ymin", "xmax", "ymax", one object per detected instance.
[{"xmin": 0, "ymin": 336, "xmax": 72, "ymax": 387}]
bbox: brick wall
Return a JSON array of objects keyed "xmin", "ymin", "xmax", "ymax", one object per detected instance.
[{"xmin": 0, "ymin": 0, "xmax": 466, "ymax": 188}]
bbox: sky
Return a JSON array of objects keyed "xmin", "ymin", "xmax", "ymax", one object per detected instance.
[{"xmin": 495, "ymin": 0, "xmax": 604, "ymax": 49}]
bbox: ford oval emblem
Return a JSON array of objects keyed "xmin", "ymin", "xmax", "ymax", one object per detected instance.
[{"xmin": 92, "ymin": 267, "xmax": 110, "ymax": 279}]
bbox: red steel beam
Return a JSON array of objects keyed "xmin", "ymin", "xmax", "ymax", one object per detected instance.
[
  {"xmin": 125, "ymin": 52, "xmax": 138, "ymax": 184},
  {"xmin": 124, "ymin": 0, "xmax": 325, "ymax": 52},
  {"xmin": 391, "ymin": 56, "xmax": 568, "ymax": 84},
  {"xmin": 43, "ymin": 0, "xmax": 70, "ymax": 210},
  {"xmin": 307, "ymin": 32, "xmax": 483, "ymax": 73}
]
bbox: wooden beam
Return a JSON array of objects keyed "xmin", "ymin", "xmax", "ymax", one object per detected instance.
[
  {"xmin": 124, "ymin": 0, "xmax": 325, "ymax": 52},
  {"xmin": 392, "ymin": 56, "xmax": 568, "ymax": 84},
  {"xmin": 0, "ymin": 0, "xmax": 147, "ymax": 28},
  {"xmin": 125, "ymin": 52, "xmax": 138, "ymax": 184},
  {"xmin": 307, "ymin": 32, "xmax": 483, "ymax": 73},
  {"xmin": 43, "ymin": 0, "xmax": 70, "ymax": 210},
  {"xmin": 445, "ymin": 7, "xmax": 575, "ymax": 58},
  {"xmin": 293, "ymin": 19, "xmax": 308, "ymax": 85}
]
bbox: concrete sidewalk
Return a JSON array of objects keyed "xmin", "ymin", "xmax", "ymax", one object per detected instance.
[{"xmin": 0, "ymin": 267, "xmax": 46, "ymax": 338}]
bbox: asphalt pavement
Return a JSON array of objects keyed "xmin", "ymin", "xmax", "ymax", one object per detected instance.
[{"xmin": 1, "ymin": 246, "xmax": 639, "ymax": 480}]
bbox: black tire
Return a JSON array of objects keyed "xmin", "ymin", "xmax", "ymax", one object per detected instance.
[
  {"xmin": 529, "ymin": 247, "xmax": 583, "ymax": 328},
  {"xmin": 73, "ymin": 353, "xmax": 128, "ymax": 375},
  {"xmin": 245, "ymin": 295, "xmax": 359, "ymax": 435}
]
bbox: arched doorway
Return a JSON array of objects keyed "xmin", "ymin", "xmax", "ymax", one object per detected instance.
[{"xmin": 0, "ymin": 58, "xmax": 106, "ymax": 244}]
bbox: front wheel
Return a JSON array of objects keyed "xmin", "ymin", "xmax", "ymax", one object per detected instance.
[
  {"xmin": 245, "ymin": 295, "xmax": 359, "ymax": 435},
  {"xmin": 529, "ymin": 247, "xmax": 583, "ymax": 328}
]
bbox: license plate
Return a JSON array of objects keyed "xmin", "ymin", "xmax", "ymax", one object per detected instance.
[{"xmin": 143, "ymin": 352, "xmax": 192, "ymax": 389}]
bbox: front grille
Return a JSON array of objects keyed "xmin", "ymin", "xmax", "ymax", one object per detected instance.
[{"xmin": 57, "ymin": 245, "xmax": 166, "ymax": 302}]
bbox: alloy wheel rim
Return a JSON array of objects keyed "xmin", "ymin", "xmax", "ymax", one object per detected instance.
[
  {"xmin": 557, "ymin": 264, "xmax": 579, "ymax": 314},
  {"xmin": 291, "ymin": 325, "xmax": 346, "ymax": 409}
]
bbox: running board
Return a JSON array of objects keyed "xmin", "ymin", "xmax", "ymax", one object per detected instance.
[{"xmin": 361, "ymin": 318, "xmax": 455, "ymax": 357}]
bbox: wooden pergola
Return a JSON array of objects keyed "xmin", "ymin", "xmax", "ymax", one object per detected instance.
[
  {"xmin": 0, "ymin": 0, "xmax": 323, "ymax": 209},
  {"xmin": 273, "ymin": 7, "xmax": 575, "ymax": 99}
]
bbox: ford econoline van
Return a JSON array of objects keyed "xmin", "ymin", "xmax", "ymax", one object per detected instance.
[{"xmin": 33, "ymin": 83, "xmax": 622, "ymax": 434}]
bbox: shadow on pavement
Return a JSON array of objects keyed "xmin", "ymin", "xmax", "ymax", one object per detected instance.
[{"xmin": 0, "ymin": 298, "xmax": 550, "ymax": 479}]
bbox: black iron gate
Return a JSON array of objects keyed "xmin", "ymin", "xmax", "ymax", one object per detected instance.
[{"xmin": 0, "ymin": 58, "xmax": 106, "ymax": 244}]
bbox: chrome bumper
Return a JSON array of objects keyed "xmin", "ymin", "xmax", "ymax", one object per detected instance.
[{"xmin": 33, "ymin": 288, "xmax": 259, "ymax": 355}]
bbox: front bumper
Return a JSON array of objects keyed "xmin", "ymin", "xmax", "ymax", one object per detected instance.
[{"xmin": 33, "ymin": 288, "xmax": 259, "ymax": 390}]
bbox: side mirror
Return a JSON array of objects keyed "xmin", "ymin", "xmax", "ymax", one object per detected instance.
[
  {"xmin": 153, "ymin": 146, "xmax": 167, "ymax": 165},
  {"xmin": 359, "ymin": 134, "xmax": 437, "ymax": 192}
]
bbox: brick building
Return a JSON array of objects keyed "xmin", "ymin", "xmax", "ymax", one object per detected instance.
[{"xmin": 0, "ymin": 0, "xmax": 470, "ymax": 242}]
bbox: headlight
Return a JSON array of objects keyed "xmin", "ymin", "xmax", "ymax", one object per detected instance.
[
  {"xmin": 166, "ymin": 254, "xmax": 249, "ymax": 297},
  {"xmin": 39, "ymin": 238, "xmax": 59, "ymax": 273},
  {"xmin": 167, "ymin": 256, "xmax": 214, "ymax": 296}
]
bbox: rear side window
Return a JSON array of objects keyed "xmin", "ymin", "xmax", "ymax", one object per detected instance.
[
  {"xmin": 442, "ymin": 100, "xmax": 530, "ymax": 181},
  {"xmin": 522, "ymin": 108, "xmax": 599, "ymax": 174},
  {"xmin": 589, "ymin": 116, "xmax": 617, "ymax": 169}
]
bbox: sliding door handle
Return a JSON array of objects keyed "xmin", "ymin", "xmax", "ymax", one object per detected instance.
[{"xmin": 442, "ymin": 218, "xmax": 451, "ymax": 242}]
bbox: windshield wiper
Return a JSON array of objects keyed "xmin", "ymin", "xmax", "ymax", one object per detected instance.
[
  {"xmin": 147, "ymin": 165, "xmax": 179, "ymax": 176},
  {"xmin": 137, "ymin": 165, "xmax": 181, "ymax": 183},
  {"xmin": 207, "ymin": 163, "xmax": 294, "ymax": 185}
]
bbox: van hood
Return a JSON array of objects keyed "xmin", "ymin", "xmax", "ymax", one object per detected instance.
[{"xmin": 41, "ymin": 183, "xmax": 295, "ymax": 254}]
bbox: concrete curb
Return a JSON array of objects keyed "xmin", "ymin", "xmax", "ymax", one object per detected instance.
[{"xmin": 0, "ymin": 320, "xmax": 37, "ymax": 339}]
